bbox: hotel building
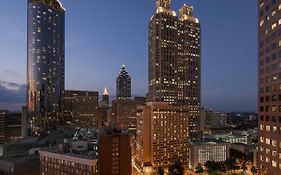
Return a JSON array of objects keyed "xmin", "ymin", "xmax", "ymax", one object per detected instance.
[{"xmin": 134, "ymin": 102, "xmax": 189, "ymax": 172}]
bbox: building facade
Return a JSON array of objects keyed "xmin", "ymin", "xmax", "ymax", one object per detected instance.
[
  {"xmin": 116, "ymin": 65, "xmax": 131, "ymax": 100},
  {"xmin": 64, "ymin": 90, "xmax": 99, "ymax": 129},
  {"xmin": 147, "ymin": 0, "xmax": 201, "ymax": 139},
  {"xmin": 27, "ymin": 0, "xmax": 65, "ymax": 134},
  {"xmin": 134, "ymin": 102, "xmax": 189, "ymax": 172},
  {"xmin": 39, "ymin": 150, "xmax": 97, "ymax": 175},
  {"xmin": 98, "ymin": 128, "xmax": 132, "ymax": 175},
  {"xmin": 258, "ymin": 0, "xmax": 281, "ymax": 174},
  {"xmin": 189, "ymin": 141, "xmax": 230, "ymax": 170}
]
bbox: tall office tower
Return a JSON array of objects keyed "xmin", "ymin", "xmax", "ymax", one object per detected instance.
[
  {"xmin": 134, "ymin": 102, "xmax": 189, "ymax": 172},
  {"xmin": 147, "ymin": 0, "xmax": 201, "ymax": 139},
  {"xmin": 64, "ymin": 90, "xmax": 99, "ymax": 129},
  {"xmin": 116, "ymin": 65, "xmax": 131, "ymax": 100},
  {"xmin": 102, "ymin": 87, "xmax": 110, "ymax": 108},
  {"xmin": 258, "ymin": 1, "xmax": 281, "ymax": 174},
  {"xmin": 27, "ymin": 0, "xmax": 65, "ymax": 135},
  {"xmin": 98, "ymin": 128, "xmax": 132, "ymax": 175}
]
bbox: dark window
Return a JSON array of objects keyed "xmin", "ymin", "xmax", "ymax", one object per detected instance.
[
  {"xmin": 272, "ymin": 116, "xmax": 277, "ymax": 122},
  {"xmin": 261, "ymin": 115, "xmax": 264, "ymax": 121},
  {"xmin": 266, "ymin": 116, "xmax": 270, "ymax": 121},
  {"xmin": 261, "ymin": 97, "xmax": 264, "ymax": 102}
]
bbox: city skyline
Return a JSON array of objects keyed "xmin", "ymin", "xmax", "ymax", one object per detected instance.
[{"xmin": 0, "ymin": 0, "xmax": 257, "ymax": 112}]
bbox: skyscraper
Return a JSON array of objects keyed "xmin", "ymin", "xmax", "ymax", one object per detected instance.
[
  {"xmin": 147, "ymin": 0, "xmax": 201, "ymax": 139},
  {"xmin": 27, "ymin": 0, "xmax": 65, "ymax": 134},
  {"xmin": 116, "ymin": 65, "xmax": 131, "ymax": 100},
  {"xmin": 258, "ymin": 0, "xmax": 281, "ymax": 174}
]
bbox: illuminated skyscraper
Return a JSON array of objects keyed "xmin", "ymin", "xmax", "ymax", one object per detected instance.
[
  {"xmin": 27, "ymin": 0, "xmax": 65, "ymax": 134},
  {"xmin": 258, "ymin": 0, "xmax": 281, "ymax": 174},
  {"xmin": 116, "ymin": 65, "xmax": 131, "ymax": 100},
  {"xmin": 147, "ymin": 0, "xmax": 201, "ymax": 139}
]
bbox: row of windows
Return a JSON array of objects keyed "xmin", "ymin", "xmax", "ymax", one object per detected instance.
[{"xmin": 260, "ymin": 115, "xmax": 281, "ymax": 122}]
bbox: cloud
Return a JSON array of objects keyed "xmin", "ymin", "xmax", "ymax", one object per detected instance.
[{"xmin": 0, "ymin": 80, "xmax": 26, "ymax": 111}]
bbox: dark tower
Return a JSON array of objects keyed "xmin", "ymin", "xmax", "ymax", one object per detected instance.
[
  {"xmin": 116, "ymin": 65, "xmax": 131, "ymax": 100},
  {"xmin": 27, "ymin": 0, "xmax": 65, "ymax": 134}
]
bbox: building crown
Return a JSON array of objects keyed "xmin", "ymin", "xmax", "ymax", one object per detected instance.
[
  {"xmin": 156, "ymin": 0, "xmax": 171, "ymax": 9},
  {"xmin": 103, "ymin": 87, "xmax": 109, "ymax": 96}
]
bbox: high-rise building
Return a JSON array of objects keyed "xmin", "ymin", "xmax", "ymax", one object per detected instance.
[
  {"xmin": 258, "ymin": 1, "xmax": 281, "ymax": 174},
  {"xmin": 27, "ymin": 0, "xmax": 65, "ymax": 135},
  {"xmin": 147, "ymin": 0, "xmax": 201, "ymax": 139},
  {"xmin": 116, "ymin": 65, "xmax": 131, "ymax": 100},
  {"xmin": 134, "ymin": 102, "xmax": 189, "ymax": 172},
  {"xmin": 101, "ymin": 88, "xmax": 109, "ymax": 108},
  {"xmin": 98, "ymin": 128, "xmax": 132, "ymax": 175},
  {"xmin": 64, "ymin": 90, "xmax": 99, "ymax": 129}
]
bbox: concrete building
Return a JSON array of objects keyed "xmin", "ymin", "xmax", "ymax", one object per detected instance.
[
  {"xmin": 0, "ymin": 110, "xmax": 23, "ymax": 144},
  {"xmin": 147, "ymin": 0, "xmax": 201, "ymax": 140},
  {"xmin": 134, "ymin": 102, "xmax": 189, "ymax": 173},
  {"xmin": 189, "ymin": 140, "xmax": 230, "ymax": 170},
  {"xmin": 258, "ymin": 0, "xmax": 281, "ymax": 174},
  {"xmin": 64, "ymin": 90, "xmax": 99, "ymax": 129},
  {"xmin": 116, "ymin": 65, "xmax": 131, "ymax": 100},
  {"xmin": 98, "ymin": 128, "xmax": 132, "ymax": 175},
  {"xmin": 39, "ymin": 141, "xmax": 97, "ymax": 175},
  {"xmin": 111, "ymin": 97, "xmax": 146, "ymax": 131},
  {"xmin": 0, "ymin": 155, "xmax": 40, "ymax": 175},
  {"xmin": 27, "ymin": 0, "xmax": 65, "ymax": 134}
]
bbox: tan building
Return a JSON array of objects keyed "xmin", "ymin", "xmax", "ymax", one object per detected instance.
[
  {"xmin": 98, "ymin": 128, "xmax": 132, "ymax": 175},
  {"xmin": 258, "ymin": 0, "xmax": 281, "ymax": 174},
  {"xmin": 111, "ymin": 97, "xmax": 146, "ymax": 131},
  {"xmin": 40, "ymin": 151, "xmax": 97, "ymax": 175},
  {"xmin": 134, "ymin": 102, "xmax": 189, "ymax": 173},
  {"xmin": 147, "ymin": 0, "xmax": 201, "ymax": 140},
  {"xmin": 189, "ymin": 141, "xmax": 230, "ymax": 170},
  {"xmin": 64, "ymin": 90, "xmax": 99, "ymax": 129}
]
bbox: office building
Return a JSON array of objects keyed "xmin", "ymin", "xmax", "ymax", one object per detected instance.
[
  {"xmin": 64, "ymin": 90, "xmax": 99, "ymax": 129},
  {"xmin": 0, "ymin": 110, "xmax": 22, "ymax": 144},
  {"xmin": 134, "ymin": 102, "xmax": 189, "ymax": 172},
  {"xmin": 147, "ymin": 0, "xmax": 201, "ymax": 139},
  {"xmin": 116, "ymin": 65, "xmax": 131, "ymax": 100},
  {"xmin": 101, "ymin": 88, "xmax": 109, "ymax": 108},
  {"xmin": 39, "ymin": 141, "xmax": 97, "ymax": 175},
  {"xmin": 112, "ymin": 99, "xmax": 137, "ymax": 131},
  {"xmin": 189, "ymin": 140, "xmax": 230, "ymax": 170},
  {"xmin": 258, "ymin": 0, "xmax": 281, "ymax": 174},
  {"xmin": 27, "ymin": 0, "xmax": 65, "ymax": 135},
  {"xmin": 98, "ymin": 128, "xmax": 132, "ymax": 175},
  {"xmin": 111, "ymin": 97, "xmax": 146, "ymax": 131}
]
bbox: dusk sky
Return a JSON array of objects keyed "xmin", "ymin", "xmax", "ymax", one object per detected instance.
[{"xmin": 0, "ymin": 0, "xmax": 257, "ymax": 112}]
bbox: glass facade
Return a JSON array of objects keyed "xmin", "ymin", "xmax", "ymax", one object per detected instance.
[
  {"xmin": 116, "ymin": 65, "xmax": 131, "ymax": 100},
  {"xmin": 27, "ymin": 0, "xmax": 65, "ymax": 134}
]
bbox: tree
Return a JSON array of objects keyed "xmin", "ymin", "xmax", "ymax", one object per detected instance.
[
  {"xmin": 157, "ymin": 166, "xmax": 164, "ymax": 175},
  {"xmin": 195, "ymin": 163, "xmax": 204, "ymax": 174},
  {"xmin": 241, "ymin": 162, "xmax": 247, "ymax": 174},
  {"xmin": 250, "ymin": 166, "xmax": 257, "ymax": 175},
  {"xmin": 168, "ymin": 160, "xmax": 184, "ymax": 175}
]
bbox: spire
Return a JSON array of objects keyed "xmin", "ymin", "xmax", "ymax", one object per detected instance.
[
  {"xmin": 103, "ymin": 87, "xmax": 109, "ymax": 96},
  {"xmin": 155, "ymin": 0, "xmax": 176, "ymax": 16},
  {"xmin": 156, "ymin": 0, "xmax": 171, "ymax": 9}
]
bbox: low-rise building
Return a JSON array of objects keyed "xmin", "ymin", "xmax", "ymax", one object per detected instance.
[
  {"xmin": 39, "ymin": 141, "xmax": 97, "ymax": 175},
  {"xmin": 189, "ymin": 140, "xmax": 230, "ymax": 170}
]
